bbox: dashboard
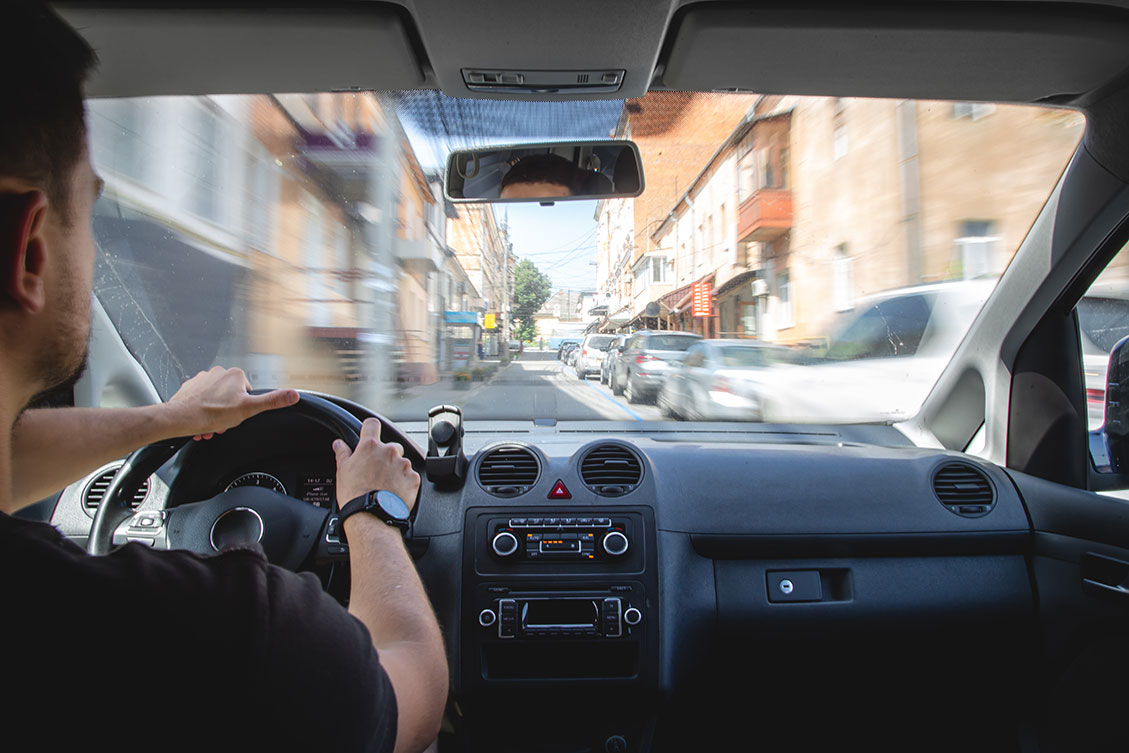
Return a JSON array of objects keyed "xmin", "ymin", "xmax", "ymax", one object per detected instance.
[{"xmin": 47, "ymin": 401, "xmax": 1111, "ymax": 753}]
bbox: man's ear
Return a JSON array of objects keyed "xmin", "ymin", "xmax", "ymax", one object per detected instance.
[{"xmin": 0, "ymin": 191, "xmax": 50, "ymax": 313}]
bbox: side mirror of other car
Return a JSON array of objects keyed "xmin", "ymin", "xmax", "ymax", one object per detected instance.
[{"xmin": 446, "ymin": 140, "xmax": 644, "ymax": 204}]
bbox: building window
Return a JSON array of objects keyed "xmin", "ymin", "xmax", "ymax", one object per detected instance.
[
  {"xmin": 190, "ymin": 101, "xmax": 222, "ymax": 223},
  {"xmin": 832, "ymin": 244, "xmax": 854, "ymax": 312},
  {"xmin": 652, "ymin": 256, "xmax": 669, "ymax": 284},
  {"xmin": 953, "ymin": 102, "xmax": 995, "ymax": 120},
  {"xmin": 955, "ymin": 220, "xmax": 1001, "ymax": 279},
  {"xmin": 833, "ymin": 124, "xmax": 848, "ymax": 160},
  {"xmin": 778, "ymin": 270, "xmax": 794, "ymax": 329}
]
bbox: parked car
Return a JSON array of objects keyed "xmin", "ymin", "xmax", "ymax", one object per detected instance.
[
  {"xmin": 1076, "ymin": 277, "xmax": 1129, "ymax": 429},
  {"xmin": 508, "ymin": 340, "xmax": 522, "ymax": 353},
  {"xmin": 575, "ymin": 333, "xmax": 617, "ymax": 380},
  {"xmin": 557, "ymin": 339, "xmax": 581, "ymax": 360},
  {"xmin": 600, "ymin": 334, "xmax": 628, "ymax": 385},
  {"xmin": 657, "ymin": 339, "xmax": 793, "ymax": 420},
  {"xmin": 611, "ymin": 330, "xmax": 703, "ymax": 403}
]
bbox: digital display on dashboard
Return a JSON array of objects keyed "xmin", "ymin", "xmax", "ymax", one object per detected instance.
[
  {"xmin": 522, "ymin": 599, "xmax": 598, "ymax": 629},
  {"xmin": 299, "ymin": 474, "xmax": 335, "ymax": 508}
]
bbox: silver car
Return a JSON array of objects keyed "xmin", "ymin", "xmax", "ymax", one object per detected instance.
[
  {"xmin": 611, "ymin": 330, "xmax": 703, "ymax": 403},
  {"xmin": 658, "ymin": 339, "xmax": 792, "ymax": 421}
]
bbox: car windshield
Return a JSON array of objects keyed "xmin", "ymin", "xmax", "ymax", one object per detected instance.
[{"xmin": 87, "ymin": 91, "xmax": 1083, "ymax": 423}]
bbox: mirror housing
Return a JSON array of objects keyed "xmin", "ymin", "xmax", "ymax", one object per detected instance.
[
  {"xmin": 1095, "ymin": 336, "xmax": 1129, "ymax": 474},
  {"xmin": 446, "ymin": 140, "xmax": 644, "ymax": 203}
]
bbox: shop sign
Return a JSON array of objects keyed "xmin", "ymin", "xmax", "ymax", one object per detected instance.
[{"xmin": 692, "ymin": 282, "xmax": 712, "ymax": 317}]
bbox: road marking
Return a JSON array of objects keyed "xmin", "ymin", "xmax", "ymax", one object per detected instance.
[{"xmin": 576, "ymin": 370, "xmax": 644, "ymax": 422}]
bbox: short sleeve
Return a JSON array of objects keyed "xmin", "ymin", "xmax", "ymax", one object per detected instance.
[{"xmin": 255, "ymin": 565, "xmax": 398, "ymax": 753}]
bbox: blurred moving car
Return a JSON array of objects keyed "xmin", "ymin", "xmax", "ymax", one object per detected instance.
[
  {"xmin": 657, "ymin": 339, "xmax": 793, "ymax": 420},
  {"xmin": 611, "ymin": 330, "xmax": 703, "ymax": 403},
  {"xmin": 575, "ymin": 334, "xmax": 617, "ymax": 380},
  {"xmin": 600, "ymin": 334, "xmax": 628, "ymax": 385},
  {"xmin": 751, "ymin": 280, "xmax": 996, "ymax": 423}
]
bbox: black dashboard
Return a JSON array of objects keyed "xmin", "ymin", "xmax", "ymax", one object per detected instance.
[{"xmin": 50, "ymin": 404, "xmax": 1093, "ymax": 753}]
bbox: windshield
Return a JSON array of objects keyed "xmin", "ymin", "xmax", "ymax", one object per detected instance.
[{"xmin": 87, "ymin": 92, "xmax": 1083, "ymax": 423}]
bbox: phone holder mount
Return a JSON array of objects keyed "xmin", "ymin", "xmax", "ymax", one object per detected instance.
[{"xmin": 427, "ymin": 404, "xmax": 468, "ymax": 488}]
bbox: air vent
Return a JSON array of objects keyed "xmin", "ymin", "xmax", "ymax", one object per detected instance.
[
  {"xmin": 477, "ymin": 446, "xmax": 540, "ymax": 497},
  {"xmin": 83, "ymin": 467, "xmax": 150, "ymax": 515},
  {"xmin": 580, "ymin": 444, "xmax": 643, "ymax": 496},
  {"xmin": 933, "ymin": 463, "xmax": 995, "ymax": 517}
]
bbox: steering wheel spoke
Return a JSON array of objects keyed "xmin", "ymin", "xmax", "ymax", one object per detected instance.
[{"xmin": 111, "ymin": 509, "xmax": 171, "ymax": 550}]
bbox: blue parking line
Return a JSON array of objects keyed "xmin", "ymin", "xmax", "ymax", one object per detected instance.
[{"xmin": 578, "ymin": 370, "xmax": 644, "ymax": 421}]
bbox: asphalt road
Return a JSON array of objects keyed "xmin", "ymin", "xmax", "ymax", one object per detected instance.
[{"xmin": 453, "ymin": 350, "xmax": 665, "ymax": 423}]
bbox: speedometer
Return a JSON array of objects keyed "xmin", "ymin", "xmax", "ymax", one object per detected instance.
[{"xmin": 225, "ymin": 472, "xmax": 287, "ymax": 495}]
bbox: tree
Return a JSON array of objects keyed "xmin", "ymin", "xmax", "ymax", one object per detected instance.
[{"xmin": 512, "ymin": 259, "xmax": 552, "ymax": 341}]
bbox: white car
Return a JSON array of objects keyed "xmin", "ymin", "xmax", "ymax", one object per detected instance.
[
  {"xmin": 575, "ymin": 334, "xmax": 617, "ymax": 380},
  {"xmin": 753, "ymin": 280, "xmax": 997, "ymax": 423}
]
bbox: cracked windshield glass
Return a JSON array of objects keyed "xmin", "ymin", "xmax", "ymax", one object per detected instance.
[{"xmin": 88, "ymin": 92, "xmax": 1083, "ymax": 423}]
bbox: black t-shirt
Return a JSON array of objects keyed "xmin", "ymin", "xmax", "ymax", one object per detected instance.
[{"xmin": 0, "ymin": 512, "xmax": 397, "ymax": 752}]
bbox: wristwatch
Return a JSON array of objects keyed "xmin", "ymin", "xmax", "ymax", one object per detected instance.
[{"xmin": 336, "ymin": 490, "xmax": 412, "ymax": 542}]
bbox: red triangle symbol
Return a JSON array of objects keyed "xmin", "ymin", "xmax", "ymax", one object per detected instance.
[{"xmin": 548, "ymin": 480, "xmax": 572, "ymax": 499}]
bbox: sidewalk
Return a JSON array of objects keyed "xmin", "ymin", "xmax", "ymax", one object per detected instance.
[{"xmin": 391, "ymin": 357, "xmax": 513, "ymax": 416}]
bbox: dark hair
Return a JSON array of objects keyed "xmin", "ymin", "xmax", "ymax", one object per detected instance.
[
  {"xmin": 0, "ymin": 3, "xmax": 97, "ymax": 222},
  {"xmin": 501, "ymin": 154, "xmax": 577, "ymax": 193}
]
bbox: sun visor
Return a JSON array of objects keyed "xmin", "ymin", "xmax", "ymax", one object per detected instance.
[
  {"xmin": 661, "ymin": 3, "xmax": 1129, "ymax": 104},
  {"xmin": 59, "ymin": 4, "xmax": 426, "ymax": 97}
]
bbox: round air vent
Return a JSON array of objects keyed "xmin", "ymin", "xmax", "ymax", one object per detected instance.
[
  {"xmin": 933, "ymin": 462, "xmax": 995, "ymax": 517},
  {"xmin": 82, "ymin": 467, "xmax": 150, "ymax": 516},
  {"xmin": 579, "ymin": 444, "xmax": 643, "ymax": 496},
  {"xmin": 477, "ymin": 445, "xmax": 540, "ymax": 497}
]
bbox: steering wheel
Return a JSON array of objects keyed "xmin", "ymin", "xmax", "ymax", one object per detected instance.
[{"xmin": 87, "ymin": 392, "xmax": 406, "ymax": 565}]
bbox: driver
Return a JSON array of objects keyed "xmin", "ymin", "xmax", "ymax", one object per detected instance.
[{"xmin": 0, "ymin": 5, "xmax": 447, "ymax": 752}]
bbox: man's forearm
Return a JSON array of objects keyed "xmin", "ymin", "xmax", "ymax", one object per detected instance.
[
  {"xmin": 8, "ymin": 405, "xmax": 186, "ymax": 511},
  {"xmin": 343, "ymin": 515, "xmax": 448, "ymax": 752}
]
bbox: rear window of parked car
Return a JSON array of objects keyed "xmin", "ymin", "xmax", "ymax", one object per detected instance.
[
  {"xmin": 646, "ymin": 335, "xmax": 700, "ymax": 351},
  {"xmin": 824, "ymin": 294, "xmax": 934, "ymax": 361}
]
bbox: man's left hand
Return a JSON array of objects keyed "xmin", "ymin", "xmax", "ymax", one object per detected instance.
[{"xmin": 165, "ymin": 366, "xmax": 300, "ymax": 441}]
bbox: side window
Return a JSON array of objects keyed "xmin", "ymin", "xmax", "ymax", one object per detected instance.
[
  {"xmin": 684, "ymin": 345, "xmax": 706, "ymax": 368},
  {"xmin": 824, "ymin": 294, "xmax": 933, "ymax": 361},
  {"xmin": 1076, "ymin": 241, "xmax": 1129, "ymax": 430}
]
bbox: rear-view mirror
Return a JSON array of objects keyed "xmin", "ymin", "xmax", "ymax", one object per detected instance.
[{"xmin": 445, "ymin": 140, "xmax": 644, "ymax": 204}]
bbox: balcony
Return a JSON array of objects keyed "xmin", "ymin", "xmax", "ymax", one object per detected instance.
[
  {"xmin": 397, "ymin": 237, "xmax": 441, "ymax": 273},
  {"xmin": 298, "ymin": 130, "xmax": 382, "ymax": 202},
  {"xmin": 738, "ymin": 188, "xmax": 792, "ymax": 242}
]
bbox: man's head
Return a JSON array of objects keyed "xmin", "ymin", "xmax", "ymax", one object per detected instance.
[
  {"xmin": 499, "ymin": 154, "xmax": 576, "ymax": 200},
  {"xmin": 1, "ymin": 3, "xmax": 99, "ymax": 405}
]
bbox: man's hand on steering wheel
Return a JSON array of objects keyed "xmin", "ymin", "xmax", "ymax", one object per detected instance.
[
  {"xmin": 165, "ymin": 366, "xmax": 300, "ymax": 441},
  {"xmin": 333, "ymin": 418, "xmax": 421, "ymax": 511}
]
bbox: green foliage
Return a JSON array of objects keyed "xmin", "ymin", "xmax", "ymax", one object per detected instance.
[
  {"xmin": 515, "ymin": 320, "xmax": 538, "ymax": 343},
  {"xmin": 512, "ymin": 259, "xmax": 552, "ymax": 338}
]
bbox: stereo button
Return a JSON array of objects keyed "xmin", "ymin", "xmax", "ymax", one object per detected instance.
[
  {"xmin": 478, "ymin": 609, "xmax": 497, "ymax": 627},
  {"xmin": 492, "ymin": 531, "xmax": 519, "ymax": 557},
  {"xmin": 602, "ymin": 531, "xmax": 629, "ymax": 556}
]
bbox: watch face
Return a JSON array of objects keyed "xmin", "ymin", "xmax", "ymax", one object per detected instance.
[{"xmin": 375, "ymin": 490, "xmax": 411, "ymax": 521}]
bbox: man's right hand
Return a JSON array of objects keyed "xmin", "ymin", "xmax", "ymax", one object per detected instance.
[{"xmin": 332, "ymin": 417, "xmax": 420, "ymax": 509}]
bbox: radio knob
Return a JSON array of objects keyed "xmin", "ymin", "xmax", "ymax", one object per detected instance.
[
  {"xmin": 602, "ymin": 530, "xmax": 629, "ymax": 557},
  {"xmin": 478, "ymin": 609, "xmax": 497, "ymax": 628},
  {"xmin": 624, "ymin": 607, "xmax": 642, "ymax": 626},
  {"xmin": 492, "ymin": 531, "xmax": 519, "ymax": 557}
]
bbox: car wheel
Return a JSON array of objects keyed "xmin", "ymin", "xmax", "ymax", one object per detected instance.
[
  {"xmin": 611, "ymin": 371, "xmax": 624, "ymax": 396},
  {"xmin": 577, "ymin": 365, "xmax": 585, "ymax": 380},
  {"xmin": 626, "ymin": 377, "xmax": 640, "ymax": 404}
]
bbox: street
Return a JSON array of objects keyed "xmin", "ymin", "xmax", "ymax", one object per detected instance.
[{"xmin": 389, "ymin": 350, "xmax": 665, "ymax": 423}]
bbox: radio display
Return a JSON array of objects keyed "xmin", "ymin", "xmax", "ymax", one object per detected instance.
[{"xmin": 522, "ymin": 599, "xmax": 598, "ymax": 629}]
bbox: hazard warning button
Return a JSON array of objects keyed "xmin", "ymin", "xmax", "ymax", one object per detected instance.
[{"xmin": 548, "ymin": 480, "xmax": 572, "ymax": 499}]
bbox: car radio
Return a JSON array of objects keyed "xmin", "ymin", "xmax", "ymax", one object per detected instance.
[
  {"xmin": 487, "ymin": 516, "xmax": 632, "ymax": 562},
  {"xmin": 475, "ymin": 584, "xmax": 645, "ymax": 640}
]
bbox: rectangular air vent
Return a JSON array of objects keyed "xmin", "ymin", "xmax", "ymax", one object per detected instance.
[{"xmin": 462, "ymin": 69, "xmax": 624, "ymax": 95}]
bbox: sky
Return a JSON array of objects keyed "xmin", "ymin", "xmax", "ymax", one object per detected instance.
[{"xmin": 502, "ymin": 201, "xmax": 599, "ymax": 293}]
